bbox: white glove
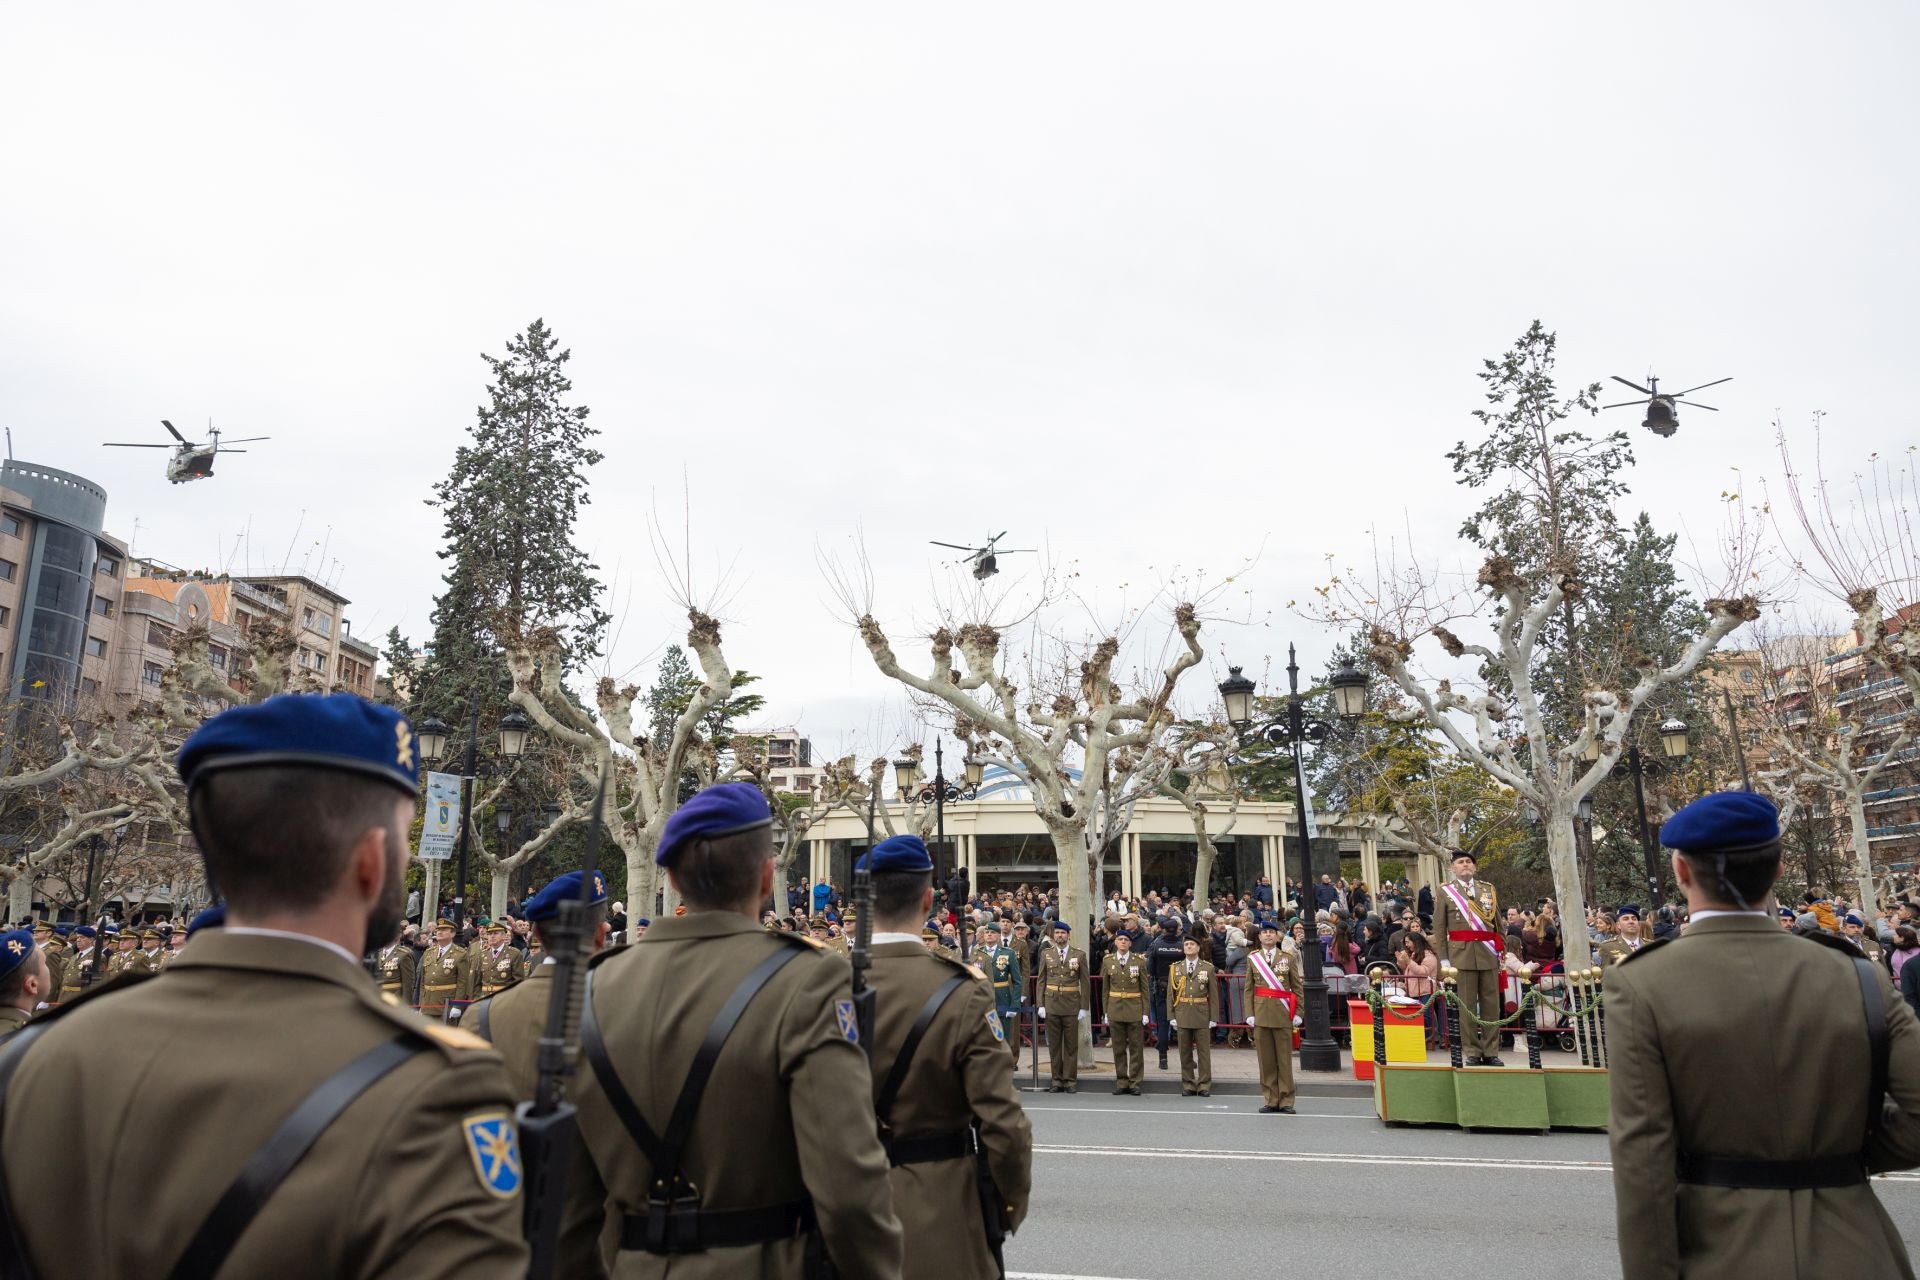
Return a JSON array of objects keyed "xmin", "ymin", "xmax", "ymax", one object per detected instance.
[
  {"xmin": 1079, "ymin": 1010, "xmax": 1089, "ymax": 1022},
  {"xmin": 447, "ymin": 1007, "xmax": 463, "ymax": 1021},
  {"xmin": 1038, "ymin": 1006, "xmax": 1046, "ymax": 1019},
  {"xmin": 1208, "ymin": 1021, "xmax": 1217, "ymax": 1029},
  {"xmin": 1292, "ymin": 1014, "xmax": 1303, "ymax": 1027},
  {"xmin": 1141, "ymin": 1013, "xmax": 1152, "ymax": 1024}
]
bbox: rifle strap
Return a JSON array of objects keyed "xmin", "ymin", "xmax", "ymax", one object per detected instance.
[
  {"xmin": 582, "ymin": 945, "xmax": 802, "ymax": 1184},
  {"xmin": 0, "ymin": 1021, "xmax": 55, "ymax": 1280},
  {"xmin": 876, "ymin": 974, "xmax": 969, "ymax": 1129},
  {"xmin": 1851, "ymin": 954, "xmax": 1890, "ymax": 1160}
]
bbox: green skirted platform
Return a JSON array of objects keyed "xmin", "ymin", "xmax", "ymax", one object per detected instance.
[{"xmin": 1372, "ymin": 1063, "xmax": 1609, "ymax": 1131}]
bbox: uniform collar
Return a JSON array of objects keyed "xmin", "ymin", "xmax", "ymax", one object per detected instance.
[
  {"xmin": 168, "ymin": 929, "xmax": 371, "ymax": 988},
  {"xmin": 1683, "ymin": 911, "xmax": 1776, "ymax": 933},
  {"xmin": 639, "ymin": 911, "xmax": 761, "ymax": 942},
  {"xmin": 221, "ymin": 925, "xmax": 362, "ymax": 970}
]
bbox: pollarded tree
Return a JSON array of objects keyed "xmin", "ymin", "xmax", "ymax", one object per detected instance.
[{"xmin": 1152, "ymin": 721, "xmax": 1241, "ymax": 906}]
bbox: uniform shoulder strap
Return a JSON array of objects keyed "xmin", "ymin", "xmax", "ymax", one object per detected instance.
[
  {"xmin": 0, "ymin": 1021, "xmax": 55, "ymax": 1280},
  {"xmin": 876, "ymin": 973, "xmax": 969, "ymax": 1130},
  {"xmin": 1850, "ymin": 953, "xmax": 1890, "ymax": 1160},
  {"xmin": 469, "ymin": 996, "xmax": 493, "ymax": 1042}
]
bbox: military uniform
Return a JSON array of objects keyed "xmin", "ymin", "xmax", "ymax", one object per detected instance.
[
  {"xmin": 31, "ymin": 927, "xmax": 65, "ymax": 1004},
  {"xmin": 1036, "ymin": 931, "xmax": 1089, "ymax": 1092},
  {"xmin": 475, "ymin": 935, "xmax": 527, "ymax": 997},
  {"xmin": 1432, "ymin": 861, "xmax": 1505, "ymax": 1063},
  {"xmin": 982, "ymin": 934, "xmax": 1024, "ymax": 1060},
  {"xmin": 375, "ymin": 936, "xmax": 418, "ymax": 1004},
  {"xmin": 1168, "ymin": 953, "xmax": 1219, "ymax": 1095},
  {"xmin": 419, "ymin": 929, "xmax": 472, "ymax": 1021},
  {"xmin": 1099, "ymin": 945, "xmax": 1150, "ymax": 1093},
  {"xmin": 1246, "ymin": 937, "xmax": 1304, "ymax": 1112},
  {"xmin": 0, "ymin": 928, "xmax": 38, "ymax": 1043},
  {"xmin": 59, "ymin": 935, "xmax": 98, "ymax": 1000}
]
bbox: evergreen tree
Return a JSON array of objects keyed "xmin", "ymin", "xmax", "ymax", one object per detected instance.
[
  {"xmin": 646, "ymin": 646, "xmax": 695, "ymax": 752},
  {"xmin": 377, "ymin": 626, "xmax": 421, "ymax": 711}
]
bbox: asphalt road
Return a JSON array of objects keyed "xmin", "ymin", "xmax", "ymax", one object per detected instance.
[{"xmin": 1000, "ymin": 1089, "xmax": 1920, "ymax": 1279}]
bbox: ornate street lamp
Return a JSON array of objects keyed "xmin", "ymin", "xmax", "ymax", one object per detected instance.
[
  {"xmin": 498, "ymin": 709, "xmax": 532, "ymax": 758},
  {"xmin": 416, "ymin": 716, "xmax": 450, "ymax": 763}
]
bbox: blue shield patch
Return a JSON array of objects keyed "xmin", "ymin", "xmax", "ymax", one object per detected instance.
[
  {"xmin": 985, "ymin": 1009, "xmax": 1005, "ymax": 1042},
  {"xmin": 462, "ymin": 1112, "xmax": 522, "ymax": 1198},
  {"xmin": 835, "ymin": 999, "xmax": 859, "ymax": 1043}
]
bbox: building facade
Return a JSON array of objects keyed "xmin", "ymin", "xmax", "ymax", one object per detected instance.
[{"xmin": 0, "ymin": 460, "xmax": 131, "ymax": 715}]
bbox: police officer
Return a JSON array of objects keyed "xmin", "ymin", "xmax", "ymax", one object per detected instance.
[
  {"xmin": 0, "ymin": 930, "xmax": 47, "ymax": 1043},
  {"xmin": 0, "ymin": 692, "xmax": 527, "ymax": 1276},
  {"xmin": 979, "ymin": 922, "xmax": 1024, "ymax": 1059},
  {"xmin": 862, "ymin": 835, "xmax": 1031, "ymax": 1280},
  {"xmin": 1168, "ymin": 936, "xmax": 1218, "ymax": 1096},
  {"xmin": 563, "ymin": 782, "xmax": 903, "ymax": 1277},
  {"xmin": 1432, "ymin": 849, "xmax": 1506, "ymax": 1065},
  {"xmin": 467, "ymin": 869, "xmax": 613, "ymax": 1279},
  {"xmin": 1609, "ymin": 791, "xmax": 1920, "ymax": 1278},
  {"xmin": 1145, "ymin": 917, "xmax": 1185, "ymax": 1069},
  {"xmin": 1100, "ymin": 929, "xmax": 1149, "ymax": 1094},
  {"xmin": 1036, "ymin": 921, "xmax": 1089, "ymax": 1093}
]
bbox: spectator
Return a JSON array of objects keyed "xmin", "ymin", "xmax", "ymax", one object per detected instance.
[
  {"xmin": 811, "ymin": 879, "xmax": 834, "ymax": 914},
  {"xmin": 1361, "ymin": 920, "xmax": 1393, "ymax": 968},
  {"xmin": 1904, "ymin": 948, "xmax": 1920, "ymax": 1019},
  {"xmin": 1314, "ymin": 875, "xmax": 1339, "ymax": 912},
  {"xmin": 1889, "ymin": 927, "xmax": 1920, "ymax": 983},
  {"xmin": 1327, "ymin": 919, "xmax": 1361, "ymax": 976},
  {"xmin": 1522, "ymin": 903, "xmax": 1562, "ymax": 970},
  {"xmin": 1253, "ymin": 876, "xmax": 1274, "ymax": 908},
  {"xmin": 1349, "ymin": 881, "xmax": 1373, "ymax": 920}
]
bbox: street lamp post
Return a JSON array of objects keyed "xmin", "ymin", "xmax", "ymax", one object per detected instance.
[
  {"xmin": 898, "ymin": 743, "xmax": 983, "ymax": 956},
  {"xmin": 1220, "ymin": 647, "xmax": 1367, "ymax": 1073},
  {"xmin": 1610, "ymin": 718, "xmax": 1690, "ymax": 905},
  {"xmin": 416, "ymin": 700, "xmax": 533, "ymax": 944}
]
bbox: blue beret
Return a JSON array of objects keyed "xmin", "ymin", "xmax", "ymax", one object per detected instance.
[
  {"xmin": 1616, "ymin": 904, "xmax": 1641, "ymax": 919},
  {"xmin": 52, "ymin": 925, "xmax": 70, "ymax": 938},
  {"xmin": 186, "ymin": 905, "xmax": 225, "ymax": 938},
  {"xmin": 1846, "ymin": 913, "xmax": 1865, "ymax": 927},
  {"xmin": 523, "ymin": 870, "xmax": 609, "ymax": 923},
  {"xmin": 858, "ymin": 834, "xmax": 934, "ymax": 874},
  {"xmin": 0, "ymin": 931, "xmax": 33, "ymax": 982},
  {"xmin": 1049, "ymin": 920, "xmax": 1071, "ymax": 934},
  {"xmin": 1661, "ymin": 791, "xmax": 1780, "ymax": 854},
  {"xmin": 635, "ymin": 918, "xmax": 651, "ymax": 928},
  {"xmin": 656, "ymin": 783, "xmax": 771, "ymax": 867},
  {"xmin": 178, "ymin": 693, "xmax": 421, "ymax": 796},
  {"xmin": 1779, "ymin": 906, "xmax": 1797, "ymax": 919},
  {"xmin": 102, "ymin": 925, "xmax": 120, "ymax": 937},
  {"xmin": 73, "ymin": 926, "xmax": 95, "ymax": 939}
]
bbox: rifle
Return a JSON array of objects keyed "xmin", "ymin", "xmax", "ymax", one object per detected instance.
[
  {"xmin": 972, "ymin": 1120, "xmax": 1010, "ymax": 1278},
  {"xmin": 851, "ymin": 784, "xmax": 877, "ymax": 1058},
  {"xmin": 517, "ymin": 765, "xmax": 608, "ymax": 1280}
]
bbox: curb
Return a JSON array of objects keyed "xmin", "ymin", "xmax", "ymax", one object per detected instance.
[{"xmin": 1018, "ymin": 1076, "xmax": 1372, "ymax": 1099}]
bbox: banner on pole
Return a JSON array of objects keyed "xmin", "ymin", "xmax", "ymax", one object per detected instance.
[{"xmin": 419, "ymin": 771, "xmax": 461, "ymax": 861}]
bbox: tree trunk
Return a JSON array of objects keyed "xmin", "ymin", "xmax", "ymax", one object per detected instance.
[
  {"xmin": 8, "ymin": 875, "xmax": 31, "ymax": 920},
  {"xmin": 1044, "ymin": 828, "xmax": 1101, "ymax": 1062},
  {"xmin": 1193, "ymin": 837, "xmax": 1215, "ymax": 907},
  {"xmin": 630, "ymin": 856, "xmax": 660, "ymax": 922},
  {"xmin": 1546, "ymin": 800, "xmax": 1595, "ymax": 970},
  {"xmin": 421, "ymin": 858, "xmax": 441, "ymax": 925},
  {"xmin": 1850, "ymin": 792, "xmax": 1876, "ymax": 915},
  {"xmin": 491, "ymin": 875, "xmax": 510, "ymax": 919}
]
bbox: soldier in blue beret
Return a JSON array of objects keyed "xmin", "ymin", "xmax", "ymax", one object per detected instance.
[
  {"xmin": 0, "ymin": 929, "xmax": 48, "ymax": 1045},
  {"xmin": 557, "ymin": 780, "xmax": 903, "ymax": 1277},
  {"xmin": 1036, "ymin": 919, "xmax": 1090, "ymax": 1091},
  {"xmin": 1608, "ymin": 790, "xmax": 1920, "ymax": 1278},
  {"xmin": 0, "ymin": 693, "xmax": 529, "ymax": 1276}
]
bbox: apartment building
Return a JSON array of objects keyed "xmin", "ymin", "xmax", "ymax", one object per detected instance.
[
  {"xmin": 751, "ymin": 727, "xmax": 821, "ymax": 794},
  {"xmin": 0, "ymin": 460, "xmax": 131, "ymax": 713},
  {"xmin": 124, "ymin": 567, "xmax": 378, "ymax": 699}
]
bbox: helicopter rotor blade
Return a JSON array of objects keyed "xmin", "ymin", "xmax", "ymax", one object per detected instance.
[
  {"xmin": 1674, "ymin": 378, "xmax": 1732, "ymax": 397},
  {"xmin": 1610, "ymin": 376, "xmax": 1654, "ymax": 396},
  {"xmin": 1680, "ymin": 402, "xmax": 1720, "ymax": 412},
  {"xmin": 214, "ymin": 448, "xmax": 249, "ymax": 453},
  {"xmin": 103, "ymin": 443, "xmax": 169, "ymax": 448},
  {"xmin": 995, "ymin": 549, "xmax": 1037, "ymax": 555},
  {"xmin": 161, "ymin": 419, "xmax": 188, "ymax": 443},
  {"xmin": 1600, "ymin": 400, "xmax": 1649, "ymax": 410},
  {"xmin": 988, "ymin": 530, "xmax": 1008, "ymax": 545},
  {"xmin": 215, "ymin": 436, "xmax": 270, "ymax": 444},
  {"xmin": 929, "ymin": 541, "xmax": 976, "ymax": 551}
]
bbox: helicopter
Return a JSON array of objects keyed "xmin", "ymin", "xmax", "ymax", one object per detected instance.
[
  {"xmin": 1602, "ymin": 374, "xmax": 1731, "ymax": 438},
  {"xmin": 102, "ymin": 420, "xmax": 270, "ymax": 484},
  {"xmin": 930, "ymin": 531, "xmax": 1035, "ymax": 580}
]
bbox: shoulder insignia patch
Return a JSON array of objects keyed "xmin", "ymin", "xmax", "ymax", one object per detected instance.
[
  {"xmin": 1615, "ymin": 937, "xmax": 1671, "ymax": 966},
  {"xmin": 424, "ymin": 1023, "xmax": 493, "ymax": 1051},
  {"xmin": 985, "ymin": 1009, "xmax": 1005, "ymax": 1042},
  {"xmin": 461, "ymin": 1111, "xmax": 522, "ymax": 1198},
  {"xmin": 834, "ymin": 999, "xmax": 859, "ymax": 1043}
]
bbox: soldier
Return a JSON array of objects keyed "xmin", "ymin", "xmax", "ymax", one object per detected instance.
[
  {"xmin": 1432, "ymin": 849, "xmax": 1506, "ymax": 1066},
  {"xmin": 1168, "ymin": 936, "xmax": 1218, "ymax": 1096},
  {"xmin": 1844, "ymin": 912, "xmax": 1885, "ymax": 964},
  {"xmin": 135, "ymin": 928, "xmax": 165, "ymax": 975},
  {"xmin": 104, "ymin": 926, "xmax": 134, "ymax": 978},
  {"xmin": 860, "ymin": 835, "xmax": 1032, "ymax": 1280},
  {"xmin": 1598, "ymin": 905, "xmax": 1649, "ymax": 966},
  {"xmin": 466, "ymin": 869, "xmax": 613, "ymax": 1279},
  {"xmin": 475, "ymin": 920, "xmax": 526, "ymax": 997},
  {"xmin": 1609, "ymin": 790, "xmax": 1920, "ymax": 1279},
  {"xmin": 0, "ymin": 929, "xmax": 48, "ymax": 1044},
  {"xmin": 1100, "ymin": 928, "xmax": 1150, "ymax": 1095},
  {"xmin": 60, "ymin": 926, "xmax": 97, "ymax": 1000},
  {"xmin": 1036, "ymin": 921, "xmax": 1089, "ymax": 1093},
  {"xmin": 374, "ymin": 924, "xmax": 418, "ymax": 1004},
  {"xmin": 418, "ymin": 917, "xmax": 469, "ymax": 1021},
  {"xmin": 0, "ymin": 691, "xmax": 528, "ymax": 1276},
  {"xmin": 979, "ymin": 922, "xmax": 1024, "ymax": 1061},
  {"xmin": 631, "ymin": 917, "xmax": 650, "ymax": 940},
  {"xmin": 563, "ymin": 782, "xmax": 903, "ymax": 1277},
  {"xmin": 157, "ymin": 925, "xmax": 189, "ymax": 972},
  {"xmin": 30, "ymin": 922, "xmax": 64, "ymax": 1006},
  {"xmin": 1247, "ymin": 921, "xmax": 1305, "ymax": 1113}
]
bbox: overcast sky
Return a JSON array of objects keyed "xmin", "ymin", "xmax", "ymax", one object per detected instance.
[{"xmin": 5, "ymin": 3, "xmax": 1914, "ymax": 757}]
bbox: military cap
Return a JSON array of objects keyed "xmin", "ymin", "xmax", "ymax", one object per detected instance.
[
  {"xmin": 434, "ymin": 917, "xmax": 457, "ymax": 929},
  {"xmin": 809, "ymin": 916, "xmax": 831, "ymax": 931},
  {"xmin": 981, "ymin": 921, "xmax": 1002, "ymax": 935},
  {"xmin": 73, "ymin": 926, "xmax": 96, "ymax": 939},
  {"xmin": 102, "ymin": 925, "xmax": 120, "ymax": 938},
  {"xmin": 1661, "ymin": 790, "xmax": 1779, "ymax": 854},
  {"xmin": 857, "ymin": 834, "xmax": 934, "ymax": 874},
  {"xmin": 482, "ymin": 919, "xmax": 508, "ymax": 935},
  {"xmin": 1257, "ymin": 919, "xmax": 1281, "ymax": 933},
  {"xmin": 185, "ymin": 904, "xmax": 226, "ymax": 938},
  {"xmin": 177, "ymin": 692, "xmax": 422, "ymax": 797},
  {"xmin": 921, "ymin": 928, "xmax": 940, "ymax": 941},
  {"xmin": 139, "ymin": 928, "xmax": 161, "ymax": 942},
  {"xmin": 52, "ymin": 925, "xmax": 70, "ymax": 938},
  {"xmin": 0, "ymin": 930, "xmax": 34, "ymax": 982},
  {"xmin": 1049, "ymin": 921, "xmax": 1071, "ymax": 934},
  {"xmin": 1616, "ymin": 904, "xmax": 1641, "ymax": 920},
  {"xmin": 1778, "ymin": 906, "xmax": 1797, "ymax": 920},
  {"xmin": 1449, "ymin": 848, "xmax": 1477, "ymax": 865},
  {"xmin": 523, "ymin": 870, "xmax": 609, "ymax": 924},
  {"xmin": 655, "ymin": 782, "xmax": 771, "ymax": 867},
  {"xmin": 30, "ymin": 920, "xmax": 51, "ymax": 935}
]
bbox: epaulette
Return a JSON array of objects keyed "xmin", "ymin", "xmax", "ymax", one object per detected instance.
[
  {"xmin": 927, "ymin": 949, "xmax": 987, "ymax": 982},
  {"xmin": 363, "ymin": 992, "xmax": 498, "ymax": 1058},
  {"xmin": 420, "ymin": 1023, "xmax": 493, "ymax": 1051},
  {"xmin": 1614, "ymin": 936, "xmax": 1672, "ymax": 966}
]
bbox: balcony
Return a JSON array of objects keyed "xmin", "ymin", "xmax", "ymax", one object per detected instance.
[
  {"xmin": 1835, "ymin": 677, "xmax": 1905, "ymax": 705},
  {"xmin": 1864, "ymin": 785, "xmax": 1920, "ymax": 809},
  {"xmin": 1868, "ymin": 822, "xmax": 1920, "ymax": 841}
]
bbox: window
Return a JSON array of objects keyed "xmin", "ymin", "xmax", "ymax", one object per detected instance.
[
  {"xmin": 0, "ymin": 560, "xmax": 14, "ymax": 583},
  {"xmin": 90, "ymin": 596, "xmax": 113, "ymax": 618},
  {"xmin": 147, "ymin": 622, "xmax": 172, "ymax": 648},
  {"xmin": 0, "ymin": 606, "xmax": 8, "ymax": 628},
  {"xmin": 301, "ymin": 608, "xmax": 313, "ymax": 628},
  {"xmin": 80, "ymin": 677, "xmax": 98, "ymax": 695},
  {"xmin": 771, "ymin": 776, "xmax": 788, "ymax": 788},
  {"xmin": 208, "ymin": 646, "xmax": 227, "ymax": 670},
  {"xmin": 1742, "ymin": 695, "xmax": 1756, "ymax": 709},
  {"xmin": 0, "ymin": 515, "xmax": 19, "ymax": 538},
  {"xmin": 85, "ymin": 636, "xmax": 108, "ymax": 659},
  {"xmin": 1740, "ymin": 669, "xmax": 1755, "ymax": 684},
  {"xmin": 96, "ymin": 556, "xmax": 119, "ymax": 577},
  {"xmin": 315, "ymin": 614, "xmax": 332, "ymax": 636},
  {"xmin": 142, "ymin": 662, "xmax": 165, "ymax": 687}
]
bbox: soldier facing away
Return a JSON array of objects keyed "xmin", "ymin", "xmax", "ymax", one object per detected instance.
[
  {"xmin": 860, "ymin": 834, "xmax": 1032, "ymax": 1280},
  {"xmin": 1608, "ymin": 790, "xmax": 1920, "ymax": 1279},
  {"xmin": 0, "ymin": 930, "xmax": 48, "ymax": 1045},
  {"xmin": 0, "ymin": 692, "xmax": 528, "ymax": 1277}
]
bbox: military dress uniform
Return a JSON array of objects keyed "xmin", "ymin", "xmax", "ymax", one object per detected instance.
[
  {"xmin": 1246, "ymin": 936, "xmax": 1304, "ymax": 1112},
  {"xmin": 1036, "ymin": 928, "xmax": 1089, "ymax": 1092},
  {"xmin": 563, "ymin": 784, "xmax": 903, "ymax": 1279},
  {"xmin": 31, "ymin": 927, "xmax": 65, "ymax": 1005},
  {"xmin": 1432, "ymin": 857, "xmax": 1505, "ymax": 1063},
  {"xmin": 1597, "ymin": 907, "xmax": 1648, "ymax": 967},
  {"xmin": 376, "ymin": 936, "xmax": 418, "ymax": 1005},
  {"xmin": 419, "ymin": 929, "xmax": 471, "ymax": 1020},
  {"xmin": 1100, "ymin": 945, "xmax": 1150, "ymax": 1094},
  {"xmin": 476, "ymin": 934, "xmax": 527, "ymax": 997},
  {"xmin": 59, "ymin": 931, "xmax": 98, "ymax": 1001},
  {"xmin": 1609, "ymin": 792, "xmax": 1920, "ymax": 1280},
  {"xmin": 980, "ymin": 931, "xmax": 1024, "ymax": 1060},
  {"xmin": 860, "ymin": 836, "xmax": 1032, "ymax": 1280},
  {"xmin": 1168, "ymin": 954, "xmax": 1219, "ymax": 1095}
]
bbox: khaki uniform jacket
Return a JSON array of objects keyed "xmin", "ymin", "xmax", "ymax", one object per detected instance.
[
  {"xmin": 476, "ymin": 944, "xmax": 527, "ymax": 994},
  {"xmin": 1597, "ymin": 934, "xmax": 1648, "ymax": 966},
  {"xmin": 1608, "ymin": 914, "xmax": 1920, "ymax": 1279},
  {"xmin": 0, "ymin": 1005, "xmax": 28, "ymax": 1046},
  {"xmin": 376, "ymin": 942, "xmax": 418, "ymax": 1003},
  {"xmin": 1431, "ymin": 878, "xmax": 1502, "ymax": 971},
  {"xmin": 0, "ymin": 930, "xmax": 527, "ymax": 1278},
  {"xmin": 38, "ymin": 944, "xmax": 66, "ymax": 1002},
  {"xmin": 1101, "ymin": 950, "xmax": 1149, "ymax": 1022},
  {"xmin": 1168, "ymin": 959, "xmax": 1218, "ymax": 1028},
  {"xmin": 420, "ymin": 943, "xmax": 471, "ymax": 1010},
  {"xmin": 470, "ymin": 962, "xmax": 612, "ymax": 1279},
  {"xmin": 1246, "ymin": 947, "xmax": 1303, "ymax": 1026},
  {"xmin": 868, "ymin": 941, "xmax": 1032, "ymax": 1279},
  {"xmin": 1036, "ymin": 946, "xmax": 1088, "ymax": 1015},
  {"xmin": 568, "ymin": 912, "xmax": 903, "ymax": 1280},
  {"xmin": 59, "ymin": 945, "xmax": 97, "ymax": 999}
]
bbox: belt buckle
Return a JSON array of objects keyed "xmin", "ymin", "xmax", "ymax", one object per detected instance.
[{"xmin": 646, "ymin": 1179, "xmax": 702, "ymax": 1252}]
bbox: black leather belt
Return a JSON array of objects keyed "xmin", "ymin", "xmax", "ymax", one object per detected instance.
[
  {"xmin": 619, "ymin": 1197, "xmax": 814, "ymax": 1254},
  {"xmin": 1677, "ymin": 1152, "xmax": 1866, "ymax": 1190},
  {"xmin": 885, "ymin": 1129, "xmax": 972, "ymax": 1166}
]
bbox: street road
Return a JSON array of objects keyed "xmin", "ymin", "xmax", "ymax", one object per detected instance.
[{"xmin": 1001, "ymin": 1090, "xmax": 1920, "ymax": 1278}]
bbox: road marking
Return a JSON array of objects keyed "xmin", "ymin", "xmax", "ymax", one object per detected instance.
[
  {"xmin": 1034, "ymin": 1144, "xmax": 1920, "ymax": 1182},
  {"xmin": 1026, "ymin": 1105, "xmax": 1370, "ymax": 1120},
  {"xmin": 1008, "ymin": 1273, "xmax": 1148, "ymax": 1280}
]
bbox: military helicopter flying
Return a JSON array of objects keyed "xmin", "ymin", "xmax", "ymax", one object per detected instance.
[
  {"xmin": 1602, "ymin": 374, "xmax": 1731, "ymax": 438},
  {"xmin": 102, "ymin": 420, "xmax": 270, "ymax": 484},
  {"xmin": 930, "ymin": 531, "xmax": 1035, "ymax": 580}
]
